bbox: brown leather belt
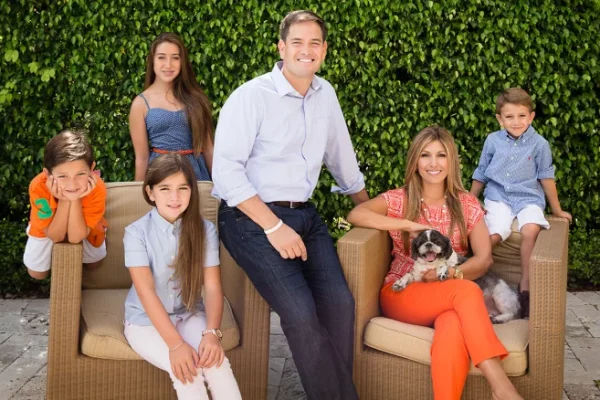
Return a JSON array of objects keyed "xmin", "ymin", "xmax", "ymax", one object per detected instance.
[
  {"xmin": 269, "ymin": 201, "xmax": 307, "ymax": 209},
  {"xmin": 152, "ymin": 148, "xmax": 194, "ymax": 155}
]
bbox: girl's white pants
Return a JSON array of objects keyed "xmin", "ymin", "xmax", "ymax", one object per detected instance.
[{"xmin": 124, "ymin": 312, "xmax": 242, "ymax": 400}]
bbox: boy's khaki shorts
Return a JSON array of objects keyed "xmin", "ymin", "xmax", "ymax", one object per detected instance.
[
  {"xmin": 484, "ymin": 199, "xmax": 550, "ymax": 241},
  {"xmin": 23, "ymin": 225, "xmax": 106, "ymax": 272}
]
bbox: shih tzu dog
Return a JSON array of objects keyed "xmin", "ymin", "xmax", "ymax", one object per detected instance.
[
  {"xmin": 474, "ymin": 272, "xmax": 521, "ymax": 323},
  {"xmin": 392, "ymin": 229, "xmax": 521, "ymax": 323},
  {"xmin": 392, "ymin": 229, "xmax": 461, "ymax": 291}
]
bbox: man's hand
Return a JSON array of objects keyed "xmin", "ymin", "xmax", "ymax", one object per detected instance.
[
  {"xmin": 552, "ymin": 209, "xmax": 572, "ymax": 223},
  {"xmin": 267, "ymin": 223, "xmax": 308, "ymax": 261}
]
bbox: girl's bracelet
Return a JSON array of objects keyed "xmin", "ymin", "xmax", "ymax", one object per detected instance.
[
  {"xmin": 264, "ymin": 219, "xmax": 283, "ymax": 235},
  {"xmin": 169, "ymin": 340, "xmax": 185, "ymax": 352}
]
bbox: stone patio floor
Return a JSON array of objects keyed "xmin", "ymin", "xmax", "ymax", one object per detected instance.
[{"xmin": 1, "ymin": 291, "xmax": 600, "ymax": 399}]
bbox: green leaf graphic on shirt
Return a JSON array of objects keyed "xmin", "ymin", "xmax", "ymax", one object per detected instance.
[{"xmin": 35, "ymin": 198, "xmax": 53, "ymax": 220}]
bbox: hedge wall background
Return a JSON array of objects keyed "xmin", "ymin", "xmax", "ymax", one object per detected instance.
[{"xmin": 1, "ymin": 0, "xmax": 599, "ymax": 295}]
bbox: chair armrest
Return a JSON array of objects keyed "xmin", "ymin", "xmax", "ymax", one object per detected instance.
[
  {"xmin": 219, "ymin": 243, "xmax": 269, "ymax": 342},
  {"xmin": 528, "ymin": 217, "xmax": 569, "ymax": 373},
  {"xmin": 337, "ymin": 228, "xmax": 392, "ymax": 348},
  {"xmin": 48, "ymin": 243, "xmax": 83, "ymax": 359}
]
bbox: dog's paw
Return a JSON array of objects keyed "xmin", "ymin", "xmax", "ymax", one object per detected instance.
[
  {"xmin": 392, "ymin": 280, "xmax": 407, "ymax": 292},
  {"xmin": 437, "ymin": 268, "xmax": 449, "ymax": 282}
]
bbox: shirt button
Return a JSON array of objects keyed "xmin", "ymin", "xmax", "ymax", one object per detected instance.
[
  {"xmin": 510, "ymin": 157, "xmax": 514, "ymax": 160},
  {"xmin": 514, "ymin": 143, "xmax": 517, "ymax": 146},
  {"xmin": 506, "ymin": 173, "xmax": 510, "ymax": 176}
]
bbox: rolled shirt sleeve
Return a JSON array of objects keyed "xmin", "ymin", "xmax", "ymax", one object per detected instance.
[
  {"xmin": 203, "ymin": 220, "xmax": 220, "ymax": 267},
  {"xmin": 472, "ymin": 135, "xmax": 494, "ymax": 183},
  {"xmin": 212, "ymin": 87, "xmax": 261, "ymax": 207},
  {"xmin": 325, "ymin": 88, "xmax": 365, "ymax": 195},
  {"xmin": 536, "ymin": 140, "xmax": 555, "ymax": 180},
  {"xmin": 123, "ymin": 225, "xmax": 150, "ymax": 267}
]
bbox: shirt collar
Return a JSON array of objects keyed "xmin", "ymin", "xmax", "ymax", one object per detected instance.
[
  {"xmin": 270, "ymin": 61, "xmax": 321, "ymax": 98},
  {"xmin": 150, "ymin": 207, "xmax": 181, "ymax": 233},
  {"xmin": 504, "ymin": 124, "xmax": 535, "ymax": 141}
]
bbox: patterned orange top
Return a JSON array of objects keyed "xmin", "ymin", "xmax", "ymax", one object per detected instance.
[
  {"xmin": 28, "ymin": 172, "xmax": 108, "ymax": 247},
  {"xmin": 381, "ymin": 188, "xmax": 485, "ymax": 285}
]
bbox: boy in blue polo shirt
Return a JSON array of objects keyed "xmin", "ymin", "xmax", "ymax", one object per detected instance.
[{"xmin": 470, "ymin": 88, "xmax": 571, "ymax": 318}]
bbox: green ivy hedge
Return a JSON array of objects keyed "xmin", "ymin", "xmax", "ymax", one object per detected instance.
[{"xmin": 1, "ymin": 0, "xmax": 599, "ymax": 295}]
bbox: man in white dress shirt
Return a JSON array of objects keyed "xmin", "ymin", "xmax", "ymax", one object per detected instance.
[{"xmin": 212, "ymin": 10, "xmax": 368, "ymax": 399}]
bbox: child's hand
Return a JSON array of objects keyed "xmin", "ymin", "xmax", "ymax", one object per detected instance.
[
  {"xmin": 553, "ymin": 210, "xmax": 572, "ymax": 223},
  {"xmin": 169, "ymin": 341, "xmax": 199, "ymax": 384},
  {"xmin": 46, "ymin": 176, "xmax": 69, "ymax": 202},
  {"xmin": 79, "ymin": 174, "xmax": 98, "ymax": 199},
  {"xmin": 408, "ymin": 222, "xmax": 431, "ymax": 238},
  {"xmin": 197, "ymin": 333, "xmax": 225, "ymax": 369}
]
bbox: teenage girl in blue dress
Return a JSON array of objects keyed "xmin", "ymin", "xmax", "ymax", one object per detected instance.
[{"xmin": 130, "ymin": 33, "xmax": 213, "ymax": 181}]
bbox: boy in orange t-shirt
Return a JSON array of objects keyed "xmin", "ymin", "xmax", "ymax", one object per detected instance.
[{"xmin": 23, "ymin": 130, "xmax": 108, "ymax": 280}]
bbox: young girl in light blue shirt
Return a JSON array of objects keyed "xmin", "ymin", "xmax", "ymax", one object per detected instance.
[{"xmin": 123, "ymin": 153, "xmax": 241, "ymax": 400}]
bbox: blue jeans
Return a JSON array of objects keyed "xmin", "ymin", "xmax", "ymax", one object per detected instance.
[{"xmin": 218, "ymin": 202, "xmax": 358, "ymax": 400}]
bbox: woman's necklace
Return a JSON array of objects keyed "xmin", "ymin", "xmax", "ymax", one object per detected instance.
[{"xmin": 420, "ymin": 195, "xmax": 448, "ymax": 232}]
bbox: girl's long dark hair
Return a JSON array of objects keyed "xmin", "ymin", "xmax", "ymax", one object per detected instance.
[
  {"xmin": 145, "ymin": 33, "xmax": 214, "ymax": 157},
  {"xmin": 143, "ymin": 154, "xmax": 204, "ymax": 311}
]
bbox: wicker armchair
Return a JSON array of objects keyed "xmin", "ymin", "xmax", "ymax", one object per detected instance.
[
  {"xmin": 46, "ymin": 181, "xmax": 270, "ymax": 400},
  {"xmin": 338, "ymin": 217, "xmax": 569, "ymax": 400}
]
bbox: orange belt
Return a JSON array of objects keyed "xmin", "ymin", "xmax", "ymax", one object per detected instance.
[{"xmin": 152, "ymin": 148, "xmax": 194, "ymax": 155}]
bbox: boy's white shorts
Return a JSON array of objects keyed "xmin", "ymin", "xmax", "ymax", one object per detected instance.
[
  {"xmin": 23, "ymin": 225, "xmax": 107, "ymax": 272},
  {"xmin": 484, "ymin": 199, "xmax": 550, "ymax": 241}
]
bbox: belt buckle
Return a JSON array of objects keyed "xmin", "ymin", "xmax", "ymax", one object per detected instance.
[{"xmin": 288, "ymin": 201, "xmax": 296, "ymax": 209}]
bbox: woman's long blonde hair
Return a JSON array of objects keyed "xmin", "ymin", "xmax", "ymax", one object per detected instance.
[
  {"xmin": 143, "ymin": 154, "xmax": 205, "ymax": 311},
  {"xmin": 402, "ymin": 125, "xmax": 468, "ymax": 252}
]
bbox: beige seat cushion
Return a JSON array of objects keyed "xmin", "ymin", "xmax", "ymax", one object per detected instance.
[
  {"xmin": 364, "ymin": 317, "xmax": 528, "ymax": 376},
  {"xmin": 80, "ymin": 289, "xmax": 240, "ymax": 360}
]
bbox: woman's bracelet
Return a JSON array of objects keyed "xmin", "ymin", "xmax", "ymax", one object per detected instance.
[
  {"xmin": 169, "ymin": 340, "xmax": 185, "ymax": 352},
  {"xmin": 264, "ymin": 219, "xmax": 283, "ymax": 235}
]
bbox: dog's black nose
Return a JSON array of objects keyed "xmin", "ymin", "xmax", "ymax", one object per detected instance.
[{"xmin": 425, "ymin": 243, "xmax": 433, "ymax": 249}]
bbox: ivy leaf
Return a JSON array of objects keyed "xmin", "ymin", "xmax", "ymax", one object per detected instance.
[{"xmin": 4, "ymin": 49, "xmax": 19, "ymax": 62}]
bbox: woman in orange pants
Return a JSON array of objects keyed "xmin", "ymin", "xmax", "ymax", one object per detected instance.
[{"xmin": 348, "ymin": 126, "xmax": 523, "ymax": 400}]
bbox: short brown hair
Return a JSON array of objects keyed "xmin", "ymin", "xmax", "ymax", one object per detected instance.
[
  {"xmin": 43, "ymin": 130, "xmax": 94, "ymax": 172},
  {"xmin": 279, "ymin": 10, "xmax": 327, "ymax": 42},
  {"xmin": 496, "ymin": 88, "xmax": 534, "ymax": 114}
]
